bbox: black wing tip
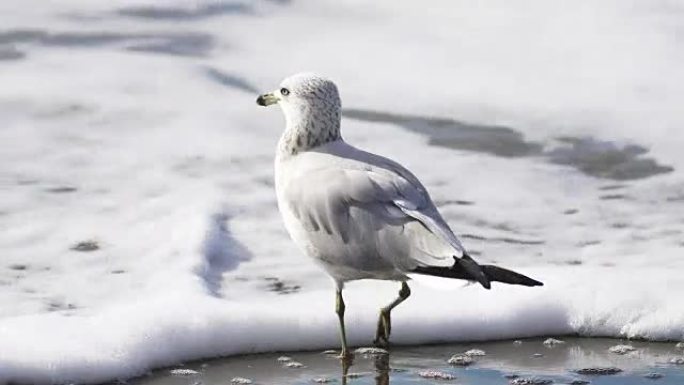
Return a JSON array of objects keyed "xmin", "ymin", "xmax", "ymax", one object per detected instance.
[
  {"xmin": 512, "ymin": 273, "xmax": 544, "ymax": 287},
  {"xmin": 478, "ymin": 277, "xmax": 492, "ymax": 290},
  {"xmin": 486, "ymin": 278, "xmax": 543, "ymax": 288},
  {"xmin": 458, "ymin": 254, "xmax": 491, "ymax": 289},
  {"xmin": 412, "ymin": 255, "xmax": 543, "ymax": 289},
  {"xmin": 480, "ymin": 264, "xmax": 544, "ymax": 287},
  {"xmin": 519, "ymin": 279, "xmax": 544, "ymax": 287}
]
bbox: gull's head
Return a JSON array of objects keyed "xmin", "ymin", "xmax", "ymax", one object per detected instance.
[
  {"xmin": 257, "ymin": 73, "xmax": 342, "ymax": 154},
  {"xmin": 256, "ymin": 73, "xmax": 340, "ymax": 111}
]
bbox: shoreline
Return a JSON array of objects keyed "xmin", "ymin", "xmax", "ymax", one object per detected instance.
[{"xmin": 131, "ymin": 337, "xmax": 684, "ymax": 385}]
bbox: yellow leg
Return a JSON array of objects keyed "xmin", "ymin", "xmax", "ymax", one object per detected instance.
[
  {"xmin": 374, "ymin": 282, "xmax": 411, "ymax": 347},
  {"xmin": 336, "ymin": 288, "xmax": 351, "ymax": 358}
]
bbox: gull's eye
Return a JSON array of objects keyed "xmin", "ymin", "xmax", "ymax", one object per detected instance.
[{"xmin": 280, "ymin": 88, "xmax": 290, "ymax": 96}]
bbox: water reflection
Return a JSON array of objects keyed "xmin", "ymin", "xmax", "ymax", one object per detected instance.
[
  {"xmin": 331, "ymin": 338, "xmax": 684, "ymax": 385},
  {"xmin": 129, "ymin": 339, "xmax": 684, "ymax": 385},
  {"xmin": 340, "ymin": 352, "xmax": 390, "ymax": 385},
  {"xmin": 373, "ymin": 353, "xmax": 390, "ymax": 385}
]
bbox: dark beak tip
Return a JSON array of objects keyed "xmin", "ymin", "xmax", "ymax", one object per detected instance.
[{"xmin": 256, "ymin": 95, "xmax": 266, "ymax": 106}]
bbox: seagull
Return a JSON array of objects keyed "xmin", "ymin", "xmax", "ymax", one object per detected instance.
[{"xmin": 257, "ymin": 73, "xmax": 543, "ymax": 358}]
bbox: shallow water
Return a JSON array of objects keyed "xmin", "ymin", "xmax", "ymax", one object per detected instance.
[{"xmin": 132, "ymin": 338, "xmax": 684, "ymax": 385}]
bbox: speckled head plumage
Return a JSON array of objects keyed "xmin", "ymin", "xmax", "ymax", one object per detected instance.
[{"xmin": 257, "ymin": 73, "xmax": 342, "ymax": 156}]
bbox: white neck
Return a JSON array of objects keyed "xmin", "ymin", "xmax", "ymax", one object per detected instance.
[{"xmin": 277, "ymin": 100, "xmax": 342, "ymax": 159}]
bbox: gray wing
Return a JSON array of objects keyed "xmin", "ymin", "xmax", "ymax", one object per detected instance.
[{"xmin": 283, "ymin": 163, "xmax": 466, "ymax": 271}]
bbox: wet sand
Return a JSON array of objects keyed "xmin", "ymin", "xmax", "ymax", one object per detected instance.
[{"xmin": 131, "ymin": 338, "xmax": 684, "ymax": 385}]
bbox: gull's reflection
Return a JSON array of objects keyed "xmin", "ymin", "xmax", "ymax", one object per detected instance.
[
  {"xmin": 340, "ymin": 351, "xmax": 391, "ymax": 385},
  {"xmin": 373, "ymin": 352, "xmax": 390, "ymax": 385},
  {"xmin": 340, "ymin": 354, "xmax": 353, "ymax": 385}
]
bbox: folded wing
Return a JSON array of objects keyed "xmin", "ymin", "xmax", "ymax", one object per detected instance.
[{"xmin": 283, "ymin": 160, "xmax": 476, "ymax": 275}]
